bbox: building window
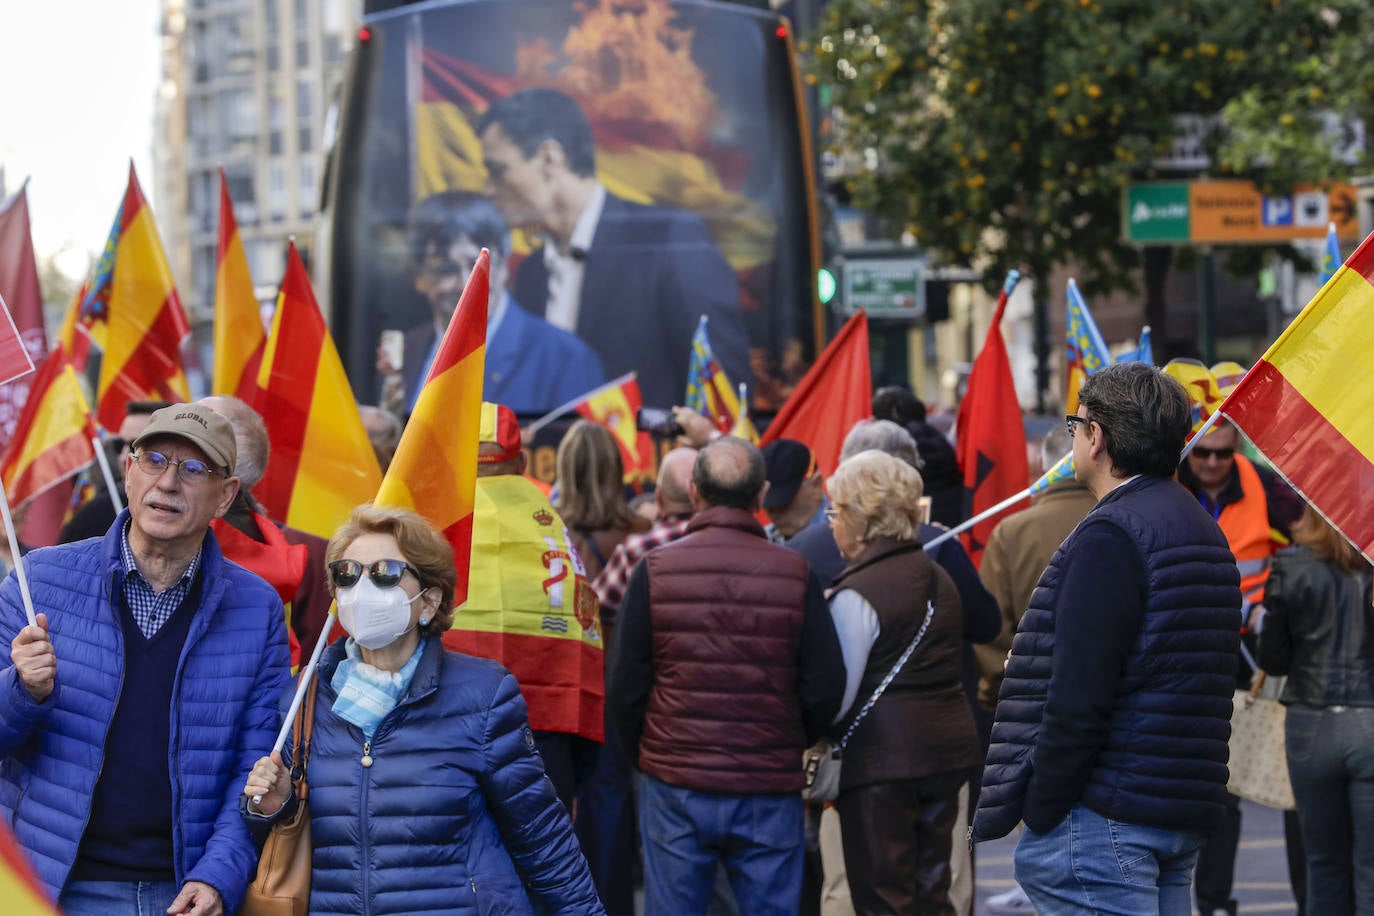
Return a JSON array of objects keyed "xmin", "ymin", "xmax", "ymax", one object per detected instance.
[
  {"xmin": 298, "ymin": 127, "xmax": 312, "ymax": 153},
  {"xmin": 267, "ymin": 161, "xmax": 287, "ymax": 221},
  {"xmin": 297, "ymin": 80, "xmax": 312, "ymax": 122},
  {"xmin": 296, "ymin": 38, "xmax": 309, "ymax": 68},
  {"xmin": 299, "ymin": 159, "xmax": 317, "ymax": 214}
]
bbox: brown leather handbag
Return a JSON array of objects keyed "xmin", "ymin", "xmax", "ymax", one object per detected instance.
[{"xmin": 241, "ymin": 676, "xmax": 317, "ymax": 916}]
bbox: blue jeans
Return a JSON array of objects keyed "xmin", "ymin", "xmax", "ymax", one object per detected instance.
[
  {"xmin": 1014, "ymin": 804, "xmax": 1205, "ymax": 915},
  {"xmin": 58, "ymin": 880, "xmax": 180, "ymax": 916},
  {"xmin": 639, "ymin": 774, "xmax": 803, "ymax": 916},
  {"xmin": 1286, "ymin": 704, "xmax": 1374, "ymax": 915}
]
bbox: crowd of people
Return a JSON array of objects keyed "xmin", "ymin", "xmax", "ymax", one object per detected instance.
[{"xmin": 2, "ymin": 361, "xmax": 1371, "ymax": 915}]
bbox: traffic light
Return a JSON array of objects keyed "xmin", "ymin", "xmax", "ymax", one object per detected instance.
[{"xmin": 817, "ymin": 267, "xmax": 837, "ymax": 305}]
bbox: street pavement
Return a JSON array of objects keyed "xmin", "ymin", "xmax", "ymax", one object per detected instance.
[{"xmin": 974, "ymin": 799, "xmax": 1301, "ymax": 914}]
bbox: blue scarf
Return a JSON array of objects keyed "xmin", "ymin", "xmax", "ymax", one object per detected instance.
[{"xmin": 330, "ymin": 638, "xmax": 424, "ymax": 739}]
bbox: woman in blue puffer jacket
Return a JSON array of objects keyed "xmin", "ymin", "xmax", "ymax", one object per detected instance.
[{"xmin": 243, "ymin": 504, "xmax": 603, "ymax": 915}]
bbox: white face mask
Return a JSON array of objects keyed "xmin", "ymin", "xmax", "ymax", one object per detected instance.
[{"xmin": 337, "ymin": 577, "xmax": 426, "ymax": 650}]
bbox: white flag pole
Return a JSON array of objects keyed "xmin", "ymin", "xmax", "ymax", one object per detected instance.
[
  {"xmin": 0, "ymin": 485, "xmax": 37, "ymax": 626},
  {"xmin": 254, "ymin": 612, "xmax": 337, "ymax": 803},
  {"xmin": 92, "ymin": 436, "xmax": 124, "ymax": 514}
]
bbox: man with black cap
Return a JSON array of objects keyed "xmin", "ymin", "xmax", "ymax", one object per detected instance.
[
  {"xmin": 1, "ymin": 402, "xmax": 291, "ymax": 916},
  {"xmin": 763, "ymin": 439, "xmax": 829, "ymax": 544}
]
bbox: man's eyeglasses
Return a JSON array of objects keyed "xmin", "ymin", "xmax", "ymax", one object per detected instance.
[
  {"xmin": 1065, "ymin": 415, "xmax": 1091, "ymax": 438},
  {"xmin": 329, "ymin": 558, "xmax": 422, "ymax": 590},
  {"xmin": 131, "ymin": 450, "xmax": 224, "ymax": 485},
  {"xmin": 1191, "ymin": 446, "xmax": 1235, "ymax": 461},
  {"xmin": 824, "ymin": 506, "xmax": 841, "ymax": 523}
]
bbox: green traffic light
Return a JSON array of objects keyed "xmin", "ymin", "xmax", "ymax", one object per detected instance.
[{"xmin": 818, "ymin": 268, "xmax": 837, "ymax": 304}]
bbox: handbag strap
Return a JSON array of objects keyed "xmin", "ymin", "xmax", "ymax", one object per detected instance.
[
  {"xmin": 290, "ymin": 672, "xmax": 318, "ymax": 800},
  {"xmin": 836, "ymin": 570, "xmax": 939, "ymax": 752}
]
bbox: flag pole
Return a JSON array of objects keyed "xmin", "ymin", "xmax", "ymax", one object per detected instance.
[
  {"xmin": 253, "ymin": 611, "xmax": 337, "ymax": 803},
  {"xmin": 927, "ymin": 411, "xmax": 1231, "ymax": 553},
  {"xmin": 0, "ymin": 485, "xmax": 37, "ymax": 626},
  {"xmin": 92, "ymin": 436, "xmax": 124, "ymax": 514},
  {"xmin": 526, "ymin": 372, "xmax": 637, "ymax": 436}
]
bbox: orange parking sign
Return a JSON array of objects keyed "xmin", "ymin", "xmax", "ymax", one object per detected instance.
[{"xmin": 1188, "ymin": 180, "xmax": 1359, "ymax": 244}]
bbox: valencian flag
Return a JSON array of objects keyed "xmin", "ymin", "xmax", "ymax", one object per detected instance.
[
  {"xmin": 376, "ymin": 250, "xmax": 488, "ymax": 609},
  {"xmin": 255, "ymin": 242, "xmax": 382, "ymax": 538},
  {"xmin": 0, "ymin": 346, "xmax": 94, "ymax": 509},
  {"xmin": 573, "ymin": 372, "xmax": 654, "ymax": 484},
  {"xmin": 212, "ymin": 169, "xmax": 265, "ymax": 402},
  {"xmin": 956, "ymin": 271, "xmax": 1028, "ymax": 568},
  {"xmin": 760, "ymin": 309, "xmax": 871, "ymax": 476},
  {"xmin": 1117, "ymin": 326, "xmax": 1153, "ymax": 366},
  {"xmin": 1065, "ymin": 279, "xmax": 1112, "ymax": 414},
  {"xmin": 1163, "ymin": 359, "xmax": 1224, "ymax": 436},
  {"xmin": 685, "ymin": 316, "xmax": 747, "ymax": 434},
  {"xmin": 1319, "ymin": 222, "xmax": 1341, "ymax": 287},
  {"xmin": 1219, "ymin": 229, "xmax": 1374, "ymax": 564},
  {"xmin": 81, "ymin": 164, "xmax": 191, "ymax": 431},
  {"xmin": 0, "ymin": 818, "xmax": 55, "ymax": 915},
  {"xmin": 444, "ymin": 403, "xmax": 604, "ymax": 742}
]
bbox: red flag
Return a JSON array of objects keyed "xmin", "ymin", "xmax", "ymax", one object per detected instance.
[
  {"xmin": 955, "ymin": 272, "xmax": 1028, "ymax": 568},
  {"xmin": 760, "ymin": 310, "xmax": 871, "ymax": 476},
  {"xmin": 0, "ymin": 346, "xmax": 96, "ymax": 509},
  {"xmin": 0, "ymin": 186, "xmax": 48, "ymax": 450}
]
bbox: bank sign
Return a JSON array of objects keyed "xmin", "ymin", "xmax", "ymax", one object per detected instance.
[{"xmin": 1123, "ymin": 180, "xmax": 1358, "ymax": 245}]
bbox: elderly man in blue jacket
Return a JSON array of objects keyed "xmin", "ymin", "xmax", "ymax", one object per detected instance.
[{"xmin": 1, "ymin": 403, "xmax": 290, "ymax": 916}]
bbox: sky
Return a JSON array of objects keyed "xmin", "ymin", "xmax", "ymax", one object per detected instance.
[{"xmin": 0, "ymin": 0, "xmax": 161, "ymax": 274}]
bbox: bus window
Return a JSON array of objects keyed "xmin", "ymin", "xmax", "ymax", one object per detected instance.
[{"xmin": 322, "ymin": 0, "xmax": 818, "ymax": 418}]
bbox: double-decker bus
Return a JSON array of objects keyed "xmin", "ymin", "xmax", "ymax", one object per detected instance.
[{"xmin": 317, "ymin": 0, "xmax": 821, "ymax": 442}]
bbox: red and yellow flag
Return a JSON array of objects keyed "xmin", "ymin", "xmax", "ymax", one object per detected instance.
[
  {"xmin": 1220, "ymin": 229, "xmax": 1374, "ymax": 564},
  {"xmin": 0, "ymin": 347, "xmax": 97, "ymax": 509},
  {"xmin": 83, "ymin": 164, "xmax": 190, "ymax": 430},
  {"xmin": 760, "ymin": 309, "xmax": 871, "ymax": 476},
  {"xmin": 1163, "ymin": 359, "xmax": 1224, "ymax": 436},
  {"xmin": 376, "ymin": 250, "xmax": 489, "ymax": 609},
  {"xmin": 212, "ymin": 169, "xmax": 265, "ymax": 402},
  {"xmin": 0, "ymin": 818, "xmax": 55, "ymax": 915},
  {"xmin": 573, "ymin": 372, "xmax": 654, "ymax": 484},
  {"xmin": 255, "ymin": 242, "xmax": 381, "ymax": 538}
]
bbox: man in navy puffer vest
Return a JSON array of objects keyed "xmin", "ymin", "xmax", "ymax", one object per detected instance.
[
  {"xmin": 971, "ymin": 363, "xmax": 1241, "ymax": 915},
  {"xmin": 1, "ymin": 404, "xmax": 290, "ymax": 916}
]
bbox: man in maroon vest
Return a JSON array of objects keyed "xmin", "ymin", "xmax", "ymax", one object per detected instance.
[{"xmin": 608, "ymin": 436, "xmax": 846, "ymax": 915}]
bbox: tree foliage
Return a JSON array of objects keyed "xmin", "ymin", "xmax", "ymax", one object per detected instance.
[{"xmin": 809, "ymin": 0, "xmax": 1370, "ymax": 300}]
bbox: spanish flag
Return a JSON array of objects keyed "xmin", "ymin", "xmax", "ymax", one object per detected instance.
[
  {"xmin": 376, "ymin": 250, "xmax": 488, "ymax": 609},
  {"xmin": 573, "ymin": 372, "xmax": 654, "ymax": 484},
  {"xmin": 84, "ymin": 164, "xmax": 191, "ymax": 431},
  {"xmin": 1220, "ymin": 229, "xmax": 1374, "ymax": 564},
  {"xmin": 212, "ymin": 169, "xmax": 265, "ymax": 402},
  {"xmin": 255, "ymin": 242, "xmax": 381, "ymax": 538},
  {"xmin": 0, "ymin": 347, "xmax": 96, "ymax": 509},
  {"xmin": 0, "ymin": 818, "xmax": 54, "ymax": 915}
]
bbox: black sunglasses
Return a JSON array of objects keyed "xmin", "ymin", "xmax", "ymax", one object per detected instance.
[
  {"xmin": 1065, "ymin": 414, "xmax": 1091, "ymax": 438},
  {"xmin": 1191, "ymin": 446, "xmax": 1235, "ymax": 460},
  {"xmin": 328, "ymin": 558, "xmax": 422, "ymax": 590}
]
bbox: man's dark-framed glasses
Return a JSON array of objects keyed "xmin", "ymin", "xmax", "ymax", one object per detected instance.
[
  {"xmin": 131, "ymin": 449, "xmax": 223, "ymax": 485},
  {"xmin": 1192, "ymin": 446, "xmax": 1235, "ymax": 461},
  {"xmin": 329, "ymin": 558, "xmax": 421, "ymax": 590},
  {"xmin": 1065, "ymin": 414, "xmax": 1090, "ymax": 438}
]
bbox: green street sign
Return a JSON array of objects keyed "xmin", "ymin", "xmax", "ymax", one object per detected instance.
[
  {"xmin": 1123, "ymin": 183, "xmax": 1190, "ymax": 244},
  {"xmin": 842, "ymin": 256, "xmax": 926, "ymax": 317}
]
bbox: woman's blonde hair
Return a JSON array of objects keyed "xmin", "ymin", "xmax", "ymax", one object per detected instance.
[
  {"xmin": 828, "ymin": 450, "xmax": 925, "ymax": 549},
  {"xmin": 327, "ymin": 504, "xmax": 458, "ymax": 636},
  {"xmin": 555, "ymin": 420, "xmax": 632, "ymax": 531},
  {"xmin": 1292, "ymin": 504, "xmax": 1366, "ymax": 575}
]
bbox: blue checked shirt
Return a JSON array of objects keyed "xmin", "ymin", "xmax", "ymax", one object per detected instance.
[{"xmin": 119, "ymin": 520, "xmax": 203, "ymax": 638}]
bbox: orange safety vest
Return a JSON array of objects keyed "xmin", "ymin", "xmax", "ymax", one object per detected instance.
[{"xmin": 1215, "ymin": 455, "xmax": 1273, "ymax": 607}]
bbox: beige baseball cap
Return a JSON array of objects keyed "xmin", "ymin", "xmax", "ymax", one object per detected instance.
[{"xmin": 132, "ymin": 403, "xmax": 237, "ymax": 473}]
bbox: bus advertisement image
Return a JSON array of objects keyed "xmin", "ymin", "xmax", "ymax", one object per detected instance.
[{"xmin": 322, "ymin": 0, "xmax": 820, "ymax": 422}]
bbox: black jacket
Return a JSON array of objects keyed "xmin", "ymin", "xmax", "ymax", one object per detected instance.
[{"xmin": 1258, "ymin": 545, "xmax": 1374, "ymax": 708}]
